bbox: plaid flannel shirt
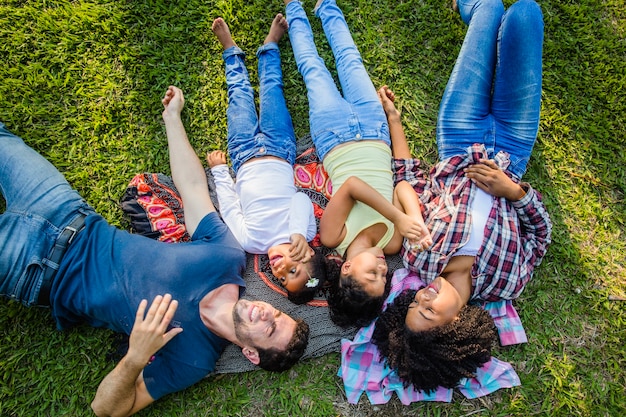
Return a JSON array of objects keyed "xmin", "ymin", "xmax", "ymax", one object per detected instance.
[{"xmin": 394, "ymin": 144, "xmax": 552, "ymax": 302}]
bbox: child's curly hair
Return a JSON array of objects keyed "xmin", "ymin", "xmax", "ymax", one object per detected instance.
[
  {"xmin": 286, "ymin": 248, "xmax": 337, "ymax": 305},
  {"xmin": 372, "ymin": 289, "xmax": 497, "ymax": 392},
  {"xmin": 326, "ymin": 267, "xmax": 393, "ymax": 328}
]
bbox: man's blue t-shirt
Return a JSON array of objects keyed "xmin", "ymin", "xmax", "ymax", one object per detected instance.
[{"xmin": 51, "ymin": 212, "xmax": 246, "ymax": 400}]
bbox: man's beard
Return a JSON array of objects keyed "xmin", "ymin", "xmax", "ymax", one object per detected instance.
[{"xmin": 232, "ymin": 302, "xmax": 252, "ymax": 345}]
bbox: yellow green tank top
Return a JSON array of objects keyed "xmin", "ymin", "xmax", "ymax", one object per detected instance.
[{"xmin": 323, "ymin": 141, "xmax": 395, "ymax": 256}]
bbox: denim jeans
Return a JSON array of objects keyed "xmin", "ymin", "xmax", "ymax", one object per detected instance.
[
  {"xmin": 436, "ymin": 0, "xmax": 543, "ymax": 179},
  {"xmin": 224, "ymin": 43, "xmax": 297, "ymax": 174},
  {"xmin": 0, "ymin": 123, "xmax": 95, "ymax": 305},
  {"xmin": 286, "ymin": 0, "xmax": 390, "ymax": 161}
]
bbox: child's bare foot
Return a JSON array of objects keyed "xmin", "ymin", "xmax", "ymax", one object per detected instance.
[
  {"xmin": 212, "ymin": 17, "xmax": 236, "ymax": 50},
  {"xmin": 314, "ymin": 0, "xmax": 325, "ymax": 11},
  {"xmin": 264, "ymin": 14, "xmax": 288, "ymax": 45}
]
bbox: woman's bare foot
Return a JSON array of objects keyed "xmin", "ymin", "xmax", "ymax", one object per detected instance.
[
  {"xmin": 264, "ymin": 14, "xmax": 288, "ymax": 45},
  {"xmin": 212, "ymin": 17, "xmax": 236, "ymax": 50}
]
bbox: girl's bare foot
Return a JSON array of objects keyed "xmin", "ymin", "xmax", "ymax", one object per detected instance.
[
  {"xmin": 212, "ymin": 17, "xmax": 236, "ymax": 50},
  {"xmin": 264, "ymin": 14, "xmax": 288, "ymax": 45}
]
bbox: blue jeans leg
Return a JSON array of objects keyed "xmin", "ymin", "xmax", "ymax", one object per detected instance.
[
  {"xmin": 436, "ymin": 0, "xmax": 543, "ymax": 179},
  {"xmin": 257, "ymin": 43, "xmax": 296, "ymax": 165},
  {"xmin": 286, "ymin": 0, "xmax": 389, "ymax": 160},
  {"xmin": 286, "ymin": 0, "xmax": 349, "ymax": 160},
  {"xmin": 223, "ymin": 46, "xmax": 261, "ymax": 173},
  {"xmin": 0, "ymin": 123, "xmax": 94, "ymax": 305},
  {"xmin": 491, "ymin": 0, "xmax": 543, "ymax": 177},
  {"xmin": 315, "ymin": 0, "xmax": 379, "ymax": 107}
]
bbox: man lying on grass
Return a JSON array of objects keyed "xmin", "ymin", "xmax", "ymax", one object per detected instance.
[{"xmin": 0, "ymin": 85, "xmax": 309, "ymax": 417}]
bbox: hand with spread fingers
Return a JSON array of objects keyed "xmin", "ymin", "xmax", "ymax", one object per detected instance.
[{"xmin": 127, "ymin": 294, "xmax": 183, "ymax": 366}]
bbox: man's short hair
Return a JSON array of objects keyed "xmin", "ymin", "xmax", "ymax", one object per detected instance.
[{"xmin": 256, "ymin": 318, "xmax": 310, "ymax": 372}]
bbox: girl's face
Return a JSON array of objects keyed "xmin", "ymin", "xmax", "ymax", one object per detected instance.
[
  {"xmin": 342, "ymin": 247, "xmax": 388, "ymax": 297},
  {"xmin": 405, "ymin": 276, "xmax": 465, "ymax": 332},
  {"xmin": 267, "ymin": 243, "xmax": 314, "ymax": 292}
]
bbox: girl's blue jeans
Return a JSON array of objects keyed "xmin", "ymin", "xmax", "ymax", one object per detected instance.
[
  {"xmin": 286, "ymin": 0, "xmax": 390, "ymax": 161},
  {"xmin": 437, "ymin": 0, "xmax": 544, "ymax": 179},
  {"xmin": 223, "ymin": 43, "xmax": 297, "ymax": 174},
  {"xmin": 0, "ymin": 123, "xmax": 95, "ymax": 305}
]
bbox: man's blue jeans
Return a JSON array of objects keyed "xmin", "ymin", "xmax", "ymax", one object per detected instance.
[
  {"xmin": 0, "ymin": 123, "xmax": 95, "ymax": 305},
  {"xmin": 286, "ymin": 0, "xmax": 390, "ymax": 161},
  {"xmin": 437, "ymin": 0, "xmax": 544, "ymax": 179},
  {"xmin": 224, "ymin": 43, "xmax": 297, "ymax": 174}
]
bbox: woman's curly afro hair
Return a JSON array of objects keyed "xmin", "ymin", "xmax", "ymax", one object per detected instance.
[{"xmin": 372, "ymin": 289, "xmax": 497, "ymax": 393}]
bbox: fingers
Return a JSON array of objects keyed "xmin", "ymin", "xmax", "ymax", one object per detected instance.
[
  {"xmin": 141, "ymin": 294, "xmax": 179, "ymax": 332},
  {"xmin": 162, "ymin": 86, "xmax": 184, "ymax": 108},
  {"xmin": 207, "ymin": 150, "xmax": 227, "ymax": 167},
  {"xmin": 289, "ymin": 241, "xmax": 305, "ymax": 261},
  {"xmin": 377, "ymin": 85, "xmax": 395, "ymax": 101}
]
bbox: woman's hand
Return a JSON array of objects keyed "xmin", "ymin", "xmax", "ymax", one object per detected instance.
[{"xmin": 464, "ymin": 159, "xmax": 525, "ymax": 200}]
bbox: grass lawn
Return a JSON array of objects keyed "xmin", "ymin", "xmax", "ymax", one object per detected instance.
[{"xmin": 1, "ymin": 0, "xmax": 624, "ymax": 416}]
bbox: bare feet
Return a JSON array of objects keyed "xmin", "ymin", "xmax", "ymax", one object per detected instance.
[
  {"xmin": 212, "ymin": 17, "xmax": 236, "ymax": 50},
  {"xmin": 264, "ymin": 14, "xmax": 288, "ymax": 45}
]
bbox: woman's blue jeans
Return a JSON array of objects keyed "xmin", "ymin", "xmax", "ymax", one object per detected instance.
[
  {"xmin": 0, "ymin": 123, "xmax": 95, "ymax": 305},
  {"xmin": 224, "ymin": 43, "xmax": 297, "ymax": 174},
  {"xmin": 436, "ymin": 0, "xmax": 544, "ymax": 179},
  {"xmin": 286, "ymin": 0, "xmax": 390, "ymax": 161}
]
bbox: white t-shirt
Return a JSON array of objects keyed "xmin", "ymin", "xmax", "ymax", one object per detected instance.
[{"xmin": 210, "ymin": 159, "xmax": 317, "ymax": 254}]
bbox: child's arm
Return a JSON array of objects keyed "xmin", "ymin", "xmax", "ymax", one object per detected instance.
[
  {"xmin": 392, "ymin": 181, "xmax": 432, "ymax": 252},
  {"xmin": 206, "ymin": 150, "xmax": 248, "ymax": 245},
  {"xmin": 288, "ymin": 192, "xmax": 315, "ymax": 262},
  {"xmin": 378, "ymin": 86, "xmax": 411, "ymax": 159},
  {"xmin": 378, "ymin": 86, "xmax": 431, "ymax": 252},
  {"xmin": 319, "ymin": 176, "xmax": 426, "ymax": 248}
]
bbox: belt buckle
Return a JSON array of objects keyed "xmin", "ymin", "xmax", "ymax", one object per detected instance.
[{"xmin": 66, "ymin": 226, "xmax": 79, "ymax": 245}]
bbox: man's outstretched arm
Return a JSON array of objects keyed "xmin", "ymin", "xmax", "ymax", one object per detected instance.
[
  {"xmin": 161, "ymin": 86, "xmax": 216, "ymax": 236},
  {"xmin": 91, "ymin": 295, "xmax": 183, "ymax": 417}
]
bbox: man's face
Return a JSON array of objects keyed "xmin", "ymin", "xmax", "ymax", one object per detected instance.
[{"xmin": 232, "ymin": 299, "xmax": 296, "ymax": 351}]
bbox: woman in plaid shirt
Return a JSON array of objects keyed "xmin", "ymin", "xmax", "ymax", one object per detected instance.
[{"xmin": 371, "ymin": 0, "xmax": 552, "ymax": 392}]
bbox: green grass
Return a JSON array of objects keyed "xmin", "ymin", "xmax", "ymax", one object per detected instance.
[{"xmin": 0, "ymin": 0, "xmax": 624, "ymax": 416}]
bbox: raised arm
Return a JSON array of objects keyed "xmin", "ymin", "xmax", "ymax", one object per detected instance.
[
  {"xmin": 162, "ymin": 86, "xmax": 215, "ymax": 236},
  {"xmin": 319, "ymin": 175, "xmax": 426, "ymax": 248},
  {"xmin": 91, "ymin": 295, "xmax": 183, "ymax": 417},
  {"xmin": 378, "ymin": 85, "xmax": 412, "ymax": 159}
]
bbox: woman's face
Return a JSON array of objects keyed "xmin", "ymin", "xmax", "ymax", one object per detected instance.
[
  {"xmin": 267, "ymin": 243, "xmax": 314, "ymax": 293},
  {"xmin": 342, "ymin": 247, "xmax": 388, "ymax": 297},
  {"xmin": 405, "ymin": 276, "xmax": 465, "ymax": 332}
]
